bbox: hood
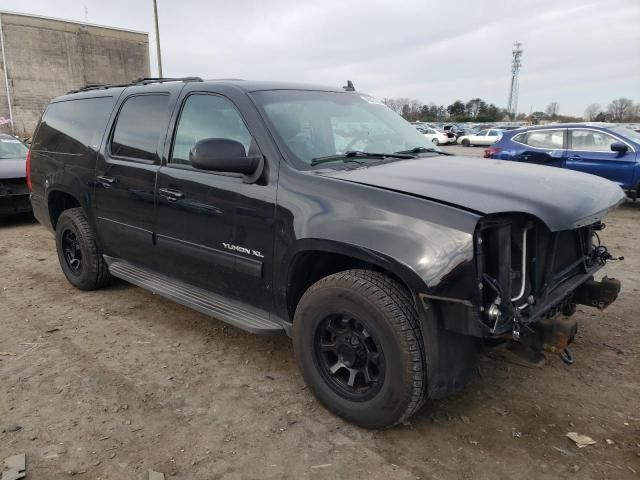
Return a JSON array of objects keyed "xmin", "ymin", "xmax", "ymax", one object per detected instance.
[
  {"xmin": 318, "ymin": 156, "xmax": 625, "ymax": 231},
  {"xmin": 0, "ymin": 157, "xmax": 26, "ymax": 180}
]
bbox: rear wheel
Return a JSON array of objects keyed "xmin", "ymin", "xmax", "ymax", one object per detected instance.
[
  {"xmin": 55, "ymin": 208, "xmax": 112, "ymax": 290},
  {"xmin": 432, "ymin": 138, "xmax": 439, "ymax": 146},
  {"xmin": 293, "ymin": 270, "xmax": 426, "ymax": 428}
]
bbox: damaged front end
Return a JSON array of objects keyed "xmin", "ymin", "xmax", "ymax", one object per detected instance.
[{"xmin": 476, "ymin": 215, "xmax": 622, "ymax": 364}]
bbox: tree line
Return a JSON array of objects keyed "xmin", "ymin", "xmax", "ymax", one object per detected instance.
[{"xmin": 381, "ymin": 97, "xmax": 640, "ymax": 124}]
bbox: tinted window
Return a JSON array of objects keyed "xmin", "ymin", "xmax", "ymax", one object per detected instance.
[
  {"xmin": 0, "ymin": 137, "xmax": 28, "ymax": 159},
  {"xmin": 570, "ymin": 129, "xmax": 618, "ymax": 152},
  {"xmin": 171, "ymin": 94, "xmax": 252, "ymax": 166},
  {"xmin": 111, "ymin": 95, "xmax": 169, "ymax": 161},
  {"xmin": 517, "ymin": 129, "xmax": 564, "ymax": 148},
  {"xmin": 476, "ymin": 130, "xmax": 488, "ymax": 136},
  {"xmin": 32, "ymin": 97, "xmax": 114, "ymax": 154}
]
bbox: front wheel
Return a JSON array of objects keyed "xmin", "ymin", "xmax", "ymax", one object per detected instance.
[
  {"xmin": 432, "ymin": 138, "xmax": 440, "ymax": 146},
  {"xmin": 293, "ymin": 270, "xmax": 426, "ymax": 428},
  {"xmin": 461, "ymin": 139, "xmax": 471, "ymax": 147}
]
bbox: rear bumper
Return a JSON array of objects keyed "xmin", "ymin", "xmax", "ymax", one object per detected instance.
[
  {"xmin": 29, "ymin": 192, "xmax": 53, "ymax": 232},
  {"xmin": 0, "ymin": 193, "xmax": 31, "ymax": 216}
]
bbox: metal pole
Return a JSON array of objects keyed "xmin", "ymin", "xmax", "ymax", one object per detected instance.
[
  {"xmin": 153, "ymin": 0, "xmax": 163, "ymax": 77},
  {"xmin": 0, "ymin": 14, "xmax": 15, "ymax": 135}
]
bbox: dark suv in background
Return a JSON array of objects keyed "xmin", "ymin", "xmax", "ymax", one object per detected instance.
[
  {"xmin": 0, "ymin": 133, "xmax": 31, "ymax": 216},
  {"xmin": 28, "ymin": 78, "xmax": 623, "ymax": 428}
]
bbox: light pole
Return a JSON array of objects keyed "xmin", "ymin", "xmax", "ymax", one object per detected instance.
[{"xmin": 152, "ymin": 0, "xmax": 163, "ymax": 77}]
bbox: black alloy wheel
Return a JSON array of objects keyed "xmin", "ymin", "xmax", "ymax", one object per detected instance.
[
  {"xmin": 314, "ymin": 314, "xmax": 385, "ymax": 401},
  {"xmin": 61, "ymin": 229, "xmax": 83, "ymax": 274}
]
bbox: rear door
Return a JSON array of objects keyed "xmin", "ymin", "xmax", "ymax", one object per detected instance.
[
  {"xmin": 93, "ymin": 84, "xmax": 182, "ymax": 267},
  {"xmin": 153, "ymin": 86, "xmax": 278, "ymax": 310},
  {"xmin": 565, "ymin": 128, "xmax": 636, "ymax": 188}
]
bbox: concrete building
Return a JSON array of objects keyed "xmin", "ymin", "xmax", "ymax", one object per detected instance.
[{"xmin": 0, "ymin": 11, "xmax": 150, "ymax": 137}]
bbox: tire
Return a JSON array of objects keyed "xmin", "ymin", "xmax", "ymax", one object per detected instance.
[
  {"xmin": 461, "ymin": 139, "xmax": 470, "ymax": 147},
  {"xmin": 55, "ymin": 207, "xmax": 113, "ymax": 290},
  {"xmin": 293, "ymin": 270, "xmax": 426, "ymax": 429},
  {"xmin": 432, "ymin": 138, "xmax": 439, "ymax": 146}
]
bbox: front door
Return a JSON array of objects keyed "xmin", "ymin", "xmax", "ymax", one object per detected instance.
[
  {"xmin": 565, "ymin": 128, "xmax": 637, "ymax": 189},
  {"xmin": 154, "ymin": 90, "xmax": 277, "ymax": 310},
  {"xmin": 93, "ymin": 86, "xmax": 181, "ymax": 267}
]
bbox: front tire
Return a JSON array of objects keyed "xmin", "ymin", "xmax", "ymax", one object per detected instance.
[
  {"xmin": 432, "ymin": 138, "xmax": 440, "ymax": 146},
  {"xmin": 293, "ymin": 270, "xmax": 426, "ymax": 428},
  {"xmin": 461, "ymin": 139, "xmax": 471, "ymax": 147},
  {"xmin": 55, "ymin": 207, "xmax": 113, "ymax": 290}
]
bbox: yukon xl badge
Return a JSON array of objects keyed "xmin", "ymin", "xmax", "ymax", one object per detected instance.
[{"xmin": 222, "ymin": 243, "xmax": 264, "ymax": 259}]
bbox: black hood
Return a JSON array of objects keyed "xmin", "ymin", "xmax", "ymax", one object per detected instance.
[{"xmin": 318, "ymin": 156, "xmax": 625, "ymax": 231}]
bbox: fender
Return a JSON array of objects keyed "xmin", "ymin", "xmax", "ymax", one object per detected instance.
[{"xmin": 273, "ymin": 165, "xmax": 484, "ymax": 333}]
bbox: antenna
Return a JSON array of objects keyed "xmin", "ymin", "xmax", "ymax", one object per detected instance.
[
  {"xmin": 506, "ymin": 42, "xmax": 523, "ymax": 120},
  {"xmin": 84, "ymin": 4, "xmax": 88, "ymax": 22}
]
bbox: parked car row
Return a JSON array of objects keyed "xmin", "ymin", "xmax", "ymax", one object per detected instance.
[{"xmin": 485, "ymin": 123, "xmax": 640, "ymax": 200}]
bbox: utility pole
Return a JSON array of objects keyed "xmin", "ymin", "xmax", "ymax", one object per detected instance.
[
  {"xmin": 506, "ymin": 42, "xmax": 523, "ymax": 120},
  {"xmin": 152, "ymin": 0, "xmax": 163, "ymax": 77}
]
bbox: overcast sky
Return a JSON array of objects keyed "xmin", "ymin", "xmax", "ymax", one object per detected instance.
[{"xmin": 5, "ymin": 0, "xmax": 640, "ymax": 116}]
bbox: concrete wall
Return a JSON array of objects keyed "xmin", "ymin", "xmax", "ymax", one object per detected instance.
[{"xmin": 0, "ymin": 12, "xmax": 150, "ymax": 137}]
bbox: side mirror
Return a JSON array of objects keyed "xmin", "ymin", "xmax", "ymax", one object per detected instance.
[
  {"xmin": 190, "ymin": 138, "xmax": 263, "ymax": 181},
  {"xmin": 610, "ymin": 142, "xmax": 628, "ymax": 154}
]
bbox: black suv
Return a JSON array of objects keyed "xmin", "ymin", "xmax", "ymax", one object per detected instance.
[{"xmin": 28, "ymin": 78, "xmax": 623, "ymax": 428}]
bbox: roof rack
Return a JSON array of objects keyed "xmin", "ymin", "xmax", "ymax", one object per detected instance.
[{"xmin": 67, "ymin": 76, "xmax": 203, "ymax": 94}]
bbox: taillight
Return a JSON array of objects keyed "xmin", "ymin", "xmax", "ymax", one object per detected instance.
[
  {"xmin": 26, "ymin": 149, "xmax": 32, "ymax": 191},
  {"xmin": 484, "ymin": 147, "xmax": 502, "ymax": 158}
]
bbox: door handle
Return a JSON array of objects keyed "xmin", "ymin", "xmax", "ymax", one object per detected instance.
[
  {"xmin": 96, "ymin": 175, "xmax": 116, "ymax": 187},
  {"xmin": 158, "ymin": 188, "xmax": 184, "ymax": 201}
]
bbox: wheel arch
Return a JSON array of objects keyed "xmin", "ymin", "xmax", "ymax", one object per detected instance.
[
  {"xmin": 280, "ymin": 239, "xmax": 426, "ymax": 323},
  {"xmin": 47, "ymin": 188, "xmax": 83, "ymax": 229}
]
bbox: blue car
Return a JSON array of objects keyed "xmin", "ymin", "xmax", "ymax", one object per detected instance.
[{"xmin": 485, "ymin": 123, "xmax": 640, "ymax": 199}]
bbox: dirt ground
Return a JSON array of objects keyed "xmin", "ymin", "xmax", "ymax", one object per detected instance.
[{"xmin": 1, "ymin": 203, "xmax": 639, "ymax": 480}]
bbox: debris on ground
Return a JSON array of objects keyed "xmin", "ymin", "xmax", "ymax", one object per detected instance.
[
  {"xmin": 310, "ymin": 464, "xmax": 332, "ymax": 469},
  {"xmin": 566, "ymin": 432, "xmax": 597, "ymax": 448},
  {"xmin": 2, "ymin": 453, "xmax": 26, "ymax": 480},
  {"xmin": 148, "ymin": 470, "xmax": 165, "ymax": 480},
  {"xmin": 0, "ymin": 352, "xmax": 16, "ymax": 356},
  {"xmin": 1, "ymin": 426, "xmax": 22, "ymax": 433}
]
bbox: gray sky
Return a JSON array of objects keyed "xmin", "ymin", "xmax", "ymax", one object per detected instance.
[{"xmin": 5, "ymin": 0, "xmax": 640, "ymax": 116}]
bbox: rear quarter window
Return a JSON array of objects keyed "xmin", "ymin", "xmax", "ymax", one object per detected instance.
[{"xmin": 32, "ymin": 97, "xmax": 114, "ymax": 154}]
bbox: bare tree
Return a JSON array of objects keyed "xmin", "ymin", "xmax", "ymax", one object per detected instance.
[
  {"xmin": 584, "ymin": 103, "xmax": 602, "ymax": 121},
  {"xmin": 545, "ymin": 102, "xmax": 559, "ymax": 119},
  {"xmin": 607, "ymin": 98, "xmax": 635, "ymax": 122}
]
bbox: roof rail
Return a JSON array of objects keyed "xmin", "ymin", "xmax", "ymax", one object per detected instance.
[{"xmin": 67, "ymin": 76, "xmax": 203, "ymax": 94}]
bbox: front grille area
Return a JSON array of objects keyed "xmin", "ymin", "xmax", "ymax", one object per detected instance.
[
  {"xmin": 0, "ymin": 178, "xmax": 29, "ymax": 196},
  {"xmin": 477, "ymin": 215, "xmax": 597, "ymax": 334}
]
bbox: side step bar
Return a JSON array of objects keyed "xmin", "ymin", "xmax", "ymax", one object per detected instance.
[{"xmin": 105, "ymin": 257, "xmax": 284, "ymax": 335}]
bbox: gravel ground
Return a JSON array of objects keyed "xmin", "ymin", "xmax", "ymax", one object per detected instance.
[{"xmin": 1, "ymin": 202, "xmax": 639, "ymax": 480}]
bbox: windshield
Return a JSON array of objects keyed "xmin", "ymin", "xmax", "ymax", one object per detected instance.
[
  {"xmin": 0, "ymin": 137, "xmax": 28, "ymax": 159},
  {"xmin": 611, "ymin": 126, "xmax": 640, "ymax": 144},
  {"xmin": 252, "ymin": 90, "xmax": 432, "ymax": 166}
]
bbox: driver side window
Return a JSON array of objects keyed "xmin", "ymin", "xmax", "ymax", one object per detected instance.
[{"xmin": 171, "ymin": 94, "xmax": 252, "ymax": 166}]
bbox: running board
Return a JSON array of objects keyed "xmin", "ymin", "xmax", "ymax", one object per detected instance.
[{"xmin": 105, "ymin": 257, "xmax": 284, "ymax": 335}]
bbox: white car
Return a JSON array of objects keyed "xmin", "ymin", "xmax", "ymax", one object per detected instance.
[
  {"xmin": 415, "ymin": 125, "xmax": 450, "ymax": 146},
  {"xmin": 457, "ymin": 128, "xmax": 503, "ymax": 147}
]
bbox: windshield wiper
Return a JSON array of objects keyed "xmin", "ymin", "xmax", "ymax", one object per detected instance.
[
  {"xmin": 310, "ymin": 150, "xmax": 415, "ymax": 166},
  {"xmin": 395, "ymin": 147, "xmax": 452, "ymax": 156}
]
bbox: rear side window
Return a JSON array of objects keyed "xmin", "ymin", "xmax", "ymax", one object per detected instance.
[
  {"xmin": 111, "ymin": 95, "xmax": 169, "ymax": 161},
  {"xmin": 514, "ymin": 129, "xmax": 564, "ymax": 149},
  {"xmin": 32, "ymin": 97, "xmax": 114, "ymax": 154}
]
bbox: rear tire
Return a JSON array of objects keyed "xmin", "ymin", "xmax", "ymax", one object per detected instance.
[
  {"xmin": 293, "ymin": 270, "xmax": 426, "ymax": 429},
  {"xmin": 432, "ymin": 138, "xmax": 439, "ymax": 146},
  {"xmin": 55, "ymin": 207, "xmax": 113, "ymax": 290}
]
